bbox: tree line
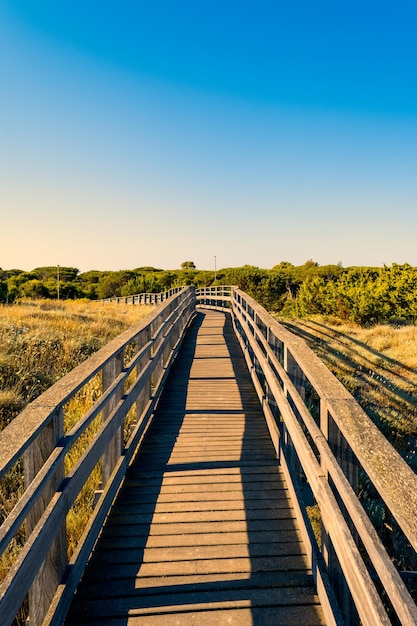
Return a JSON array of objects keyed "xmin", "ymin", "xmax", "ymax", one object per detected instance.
[{"xmin": 1, "ymin": 261, "xmax": 416, "ymax": 326}]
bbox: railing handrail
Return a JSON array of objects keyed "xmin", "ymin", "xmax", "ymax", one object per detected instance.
[
  {"xmin": 0, "ymin": 288, "xmax": 188, "ymax": 479},
  {"xmin": 101, "ymin": 286, "xmax": 185, "ymax": 304},
  {"xmin": 100, "ymin": 285, "xmax": 234, "ymax": 307},
  {"xmin": 228, "ymin": 287, "xmax": 417, "ymax": 626},
  {"xmin": 195, "ymin": 285, "xmax": 234, "ymax": 308},
  {"xmin": 0, "ymin": 287, "xmax": 196, "ymax": 626},
  {"xmin": 233, "ymin": 289, "xmax": 417, "ymax": 548}
]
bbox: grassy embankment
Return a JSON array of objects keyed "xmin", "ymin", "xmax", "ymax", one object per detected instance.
[{"xmin": 0, "ymin": 299, "xmax": 154, "ymax": 586}]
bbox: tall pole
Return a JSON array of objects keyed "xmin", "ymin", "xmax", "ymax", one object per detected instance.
[
  {"xmin": 214, "ymin": 256, "xmax": 217, "ymax": 282},
  {"xmin": 57, "ymin": 265, "xmax": 60, "ymax": 301}
]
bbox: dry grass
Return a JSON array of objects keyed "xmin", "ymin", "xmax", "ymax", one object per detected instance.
[{"xmin": 0, "ymin": 298, "xmax": 154, "ymax": 429}]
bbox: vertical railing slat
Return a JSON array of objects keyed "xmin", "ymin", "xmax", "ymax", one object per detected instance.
[
  {"xmin": 23, "ymin": 407, "xmax": 67, "ymax": 626},
  {"xmin": 101, "ymin": 350, "xmax": 124, "ymax": 486}
]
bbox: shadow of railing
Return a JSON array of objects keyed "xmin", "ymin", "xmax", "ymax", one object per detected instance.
[
  {"xmin": 281, "ymin": 319, "xmax": 417, "ymax": 470},
  {"xmin": 282, "ymin": 319, "xmax": 417, "ymax": 395}
]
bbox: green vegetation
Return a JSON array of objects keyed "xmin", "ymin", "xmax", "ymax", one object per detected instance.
[{"xmin": 3, "ymin": 261, "xmax": 417, "ymax": 326}]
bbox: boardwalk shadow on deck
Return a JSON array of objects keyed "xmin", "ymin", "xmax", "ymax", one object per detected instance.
[{"xmin": 65, "ymin": 311, "xmax": 323, "ymax": 625}]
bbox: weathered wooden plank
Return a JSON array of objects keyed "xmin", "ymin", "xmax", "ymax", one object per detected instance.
[
  {"xmin": 75, "ymin": 554, "xmax": 314, "ymax": 581},
  {"xmin": 65, "ymin": 586, "xmax": 322, "ymax": 618},
  {"xmin": 87, "ymin": 541, "xmax": 307, "ymax": 566},
  {"xmin": 126, "ymin": 464, "xmax": 284, "ymax": 478},
  {"xmin": 109, "ymin": 493, "xmax": 289, "ymax": 513},
  {"xmin": 121, "ymin": 477, "xmax": 285, "ymax": 491},
  {"xmin": 100, "ymin": 518, "xmax": 301, "ymax": 537},
  {"xmin": 95, "ymin": 529, "xmax": 303, "ymax": 550},
  {"xmin": 107, "ymin": 507, "xmax": 298, "ymax": 525},
  {"xmin": 72, "ymin": 569, "xmax": 315, "ymax": 597},
  {"xmin": 122, "ymin": 475, "xmax": 285, "ymax": 489},
  {"xmin": 115, "ymin": 492, "xmax": 292, "ymax": 507},
  {"xmin": 116, "ymin": 488, "xmax": 290, "ymax": 502},
  {"xmin": 65, "ymin": 606, "xmax": 325, "ymax": 626}
]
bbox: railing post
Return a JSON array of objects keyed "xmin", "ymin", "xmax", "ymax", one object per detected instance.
[
  {"xmin": 151, "ymin": 311, "xmax": 166, "ymax": 389},
  {"xmin": 320, "ymin": 404, "xmax": 359, "ymax": 624},
  {"xmin": 24, "ymin": 406, "xmax": 67, "ymax": 626},
  {"xmin": 321, "ymin": 403, "xmax": 359, "ymax": 495},
  {"xmin": 134, "ymin": 327, "xmax": 152, "ymax": 424},
  {"xmin": 283, "ymin": 346, "xmax": 306, "ymax": 401},
  {"xmin": 101, "ymin": 350, "xmax": 124, "ymax": 486},
  {"xmin": 283, "ymin": 345, "xmax": 293, "ymax": 395}
]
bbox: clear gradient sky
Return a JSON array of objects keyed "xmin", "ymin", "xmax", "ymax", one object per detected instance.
[{"xmin": 1, "ymin": 1, "xmax": 417, "ymax": 272}]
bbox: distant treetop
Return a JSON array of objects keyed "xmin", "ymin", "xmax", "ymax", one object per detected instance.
[{"xmin": 181, "ymin": 261, "xmax": 196, "ymax": 269}]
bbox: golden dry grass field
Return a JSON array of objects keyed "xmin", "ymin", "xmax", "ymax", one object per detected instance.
[{"xmin": 0, "ymin": 299, "xmax": 154, "ymax": 430}]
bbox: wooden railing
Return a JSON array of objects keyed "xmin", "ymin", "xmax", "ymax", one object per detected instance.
[
  {"xmin": 195, "ymin": 285, "xmax": 233, "ymax": 308},
  {"xmin": 102, "ymin": 286, "xmax": 184, "ymax": 305},
  {"xmin": 201, "ymin": 286, "xmax": 417, "ymax": 626},
  {"xmin": 0, "ymin": 287, "xmax": 196, "ymax": 626},
  {"xmin": 1, "ymin": 285, "xmax": 416, "ymax": 625}
]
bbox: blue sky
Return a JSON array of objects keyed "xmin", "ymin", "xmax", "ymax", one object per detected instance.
[{"xmin": 1, "ymin": 1, "xmax": 417, "ymax": 272}]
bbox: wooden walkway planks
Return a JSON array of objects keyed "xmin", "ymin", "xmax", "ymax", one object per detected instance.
[{"xmin": 64, "ymin": 310, "xmax": 325, "ymax": 626}]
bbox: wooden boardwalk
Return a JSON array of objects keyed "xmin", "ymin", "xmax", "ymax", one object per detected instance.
[{"xmin": 65, "ymin": 310, "xmax": 325, "ymax": 625}]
